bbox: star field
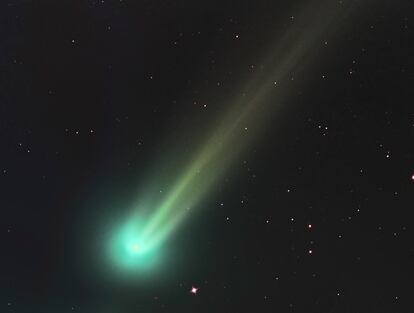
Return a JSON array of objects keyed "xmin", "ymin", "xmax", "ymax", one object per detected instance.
[{"xmin": 1, "ymin": 0, "xmax": 413, "ymax": 312}]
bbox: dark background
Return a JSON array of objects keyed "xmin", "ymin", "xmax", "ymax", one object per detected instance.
[{"xmin": 1, "ymin": 0, "xmax": 413, "ymax": 312}]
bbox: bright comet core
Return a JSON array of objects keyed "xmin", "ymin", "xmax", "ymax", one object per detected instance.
[{"xmin": 107, "ymin": 217, "xmax": 163, "ymax": 273}]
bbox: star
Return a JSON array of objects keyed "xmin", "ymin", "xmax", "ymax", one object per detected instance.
[{"xmin": 190, "ymin": 286, "xmax": 198, "ymax": 295}]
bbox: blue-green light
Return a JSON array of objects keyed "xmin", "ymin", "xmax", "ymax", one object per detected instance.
[{"xmin": 108, "ymin": 216, "xmax": 163, "ymax": 273}]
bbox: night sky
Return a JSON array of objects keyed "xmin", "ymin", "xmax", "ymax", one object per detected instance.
[{"xmin": 1, "ymin": 1, "xmax": 413, "ymax": 312}]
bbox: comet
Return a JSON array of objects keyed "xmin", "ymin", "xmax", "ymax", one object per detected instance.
[{"xmin": 104, "ymin": 0, "xmax": 354, "ymax": 274}]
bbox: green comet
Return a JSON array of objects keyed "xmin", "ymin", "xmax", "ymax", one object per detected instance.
[{"xmin": 105, "ymin": 1, "xmax": 354, "ymax": 273}]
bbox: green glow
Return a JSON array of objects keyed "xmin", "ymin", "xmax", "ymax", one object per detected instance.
[
  {"xmin": 106, "ymin": 1, "xmax": 352, "ymax": 273},
  {"xmin": 108, "ymin": 215, "xmax": 163, "ymax": 272}
]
